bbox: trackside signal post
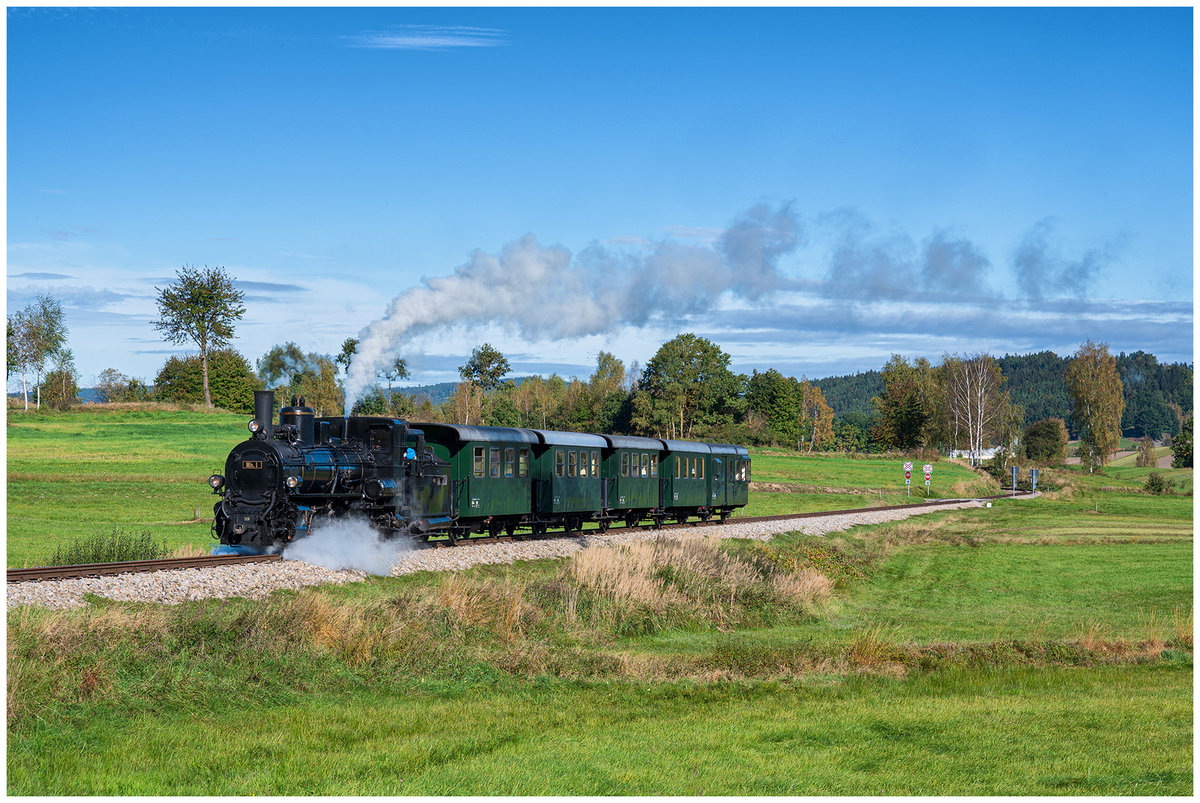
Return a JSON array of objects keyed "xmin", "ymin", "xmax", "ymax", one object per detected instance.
[
  {"xmin": 924, "ymin": 464, "xmax": 932, "ymax": 497},
  {"xmin": 904, "ymin": 462, "xmax": 912, "ymax": 497}
]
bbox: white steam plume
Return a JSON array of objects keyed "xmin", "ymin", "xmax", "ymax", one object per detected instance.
[
  {"xmin": 344, "ymin": 202, "xmax": 800, "ymax": 412},
  {"xmin": 281, "ymin": 517, "xmax": 411, "ymax": 575}
]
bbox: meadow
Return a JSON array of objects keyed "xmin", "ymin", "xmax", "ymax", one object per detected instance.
[{"xmin": 6, "ymin": 405, "xmax": 1194, "ymax": 794}]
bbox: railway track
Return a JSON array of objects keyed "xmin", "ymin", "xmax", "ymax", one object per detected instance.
[
  {"xmin": 419, "ymin": 494, "xmax": 1018, "ymax": 548},
  {"xmin": 7, "ymin": 553, "xmax": 281, "ymax": 584},
  {"xmin": 8, "ymin": 494, "xmax": 1023, "ymax": 582}
]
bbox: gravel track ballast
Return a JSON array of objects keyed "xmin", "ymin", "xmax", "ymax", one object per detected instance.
[{"xmin": 8, "ymin": 501, "xmax": 984, "ymax": 609}]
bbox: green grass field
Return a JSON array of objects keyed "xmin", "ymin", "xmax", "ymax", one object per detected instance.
[
  {"xmin": 7, "ymin": 407, "xmax": 245, "ymax": 564},
  {"xmin": 6, "ymin": 406, "xmax": 1194, "ymax": 794}
]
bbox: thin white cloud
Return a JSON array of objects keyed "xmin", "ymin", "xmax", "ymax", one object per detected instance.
[
  {"xmin": 347, "ymin": 26, "xmax": 507, "ymax": 51},
  {"xmin": 661, "ymin": 225, "xmax": 725, "ymax": 246}
]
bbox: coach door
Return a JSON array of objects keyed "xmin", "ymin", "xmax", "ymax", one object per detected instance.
[{"xmin": 711, "ymin": 456, "xmax": 725, "ymax": 507}]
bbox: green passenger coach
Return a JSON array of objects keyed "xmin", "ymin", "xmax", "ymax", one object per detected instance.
[
  {"xmin": 602, "ymin": 434, "xmax": 664, "ymax": 527},
  {"xmin": 402, "ymin": 421, "xmax": 749, "ymax": 541},
  {"xmin": 528, "ymin": 429, "xmax": 607, "ymax": 532},
  {"xmin": 416, "ymin": 423, "xmax": 538, "ymax": 535}
]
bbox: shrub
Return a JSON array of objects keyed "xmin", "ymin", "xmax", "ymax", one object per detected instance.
[
  {"xmin": 48, "ymin": 527, "xmax": 171, "ymax": 566},
  {"xmin": 154, "ymin": 348, "xmax": 258, "ymax": 413},
  {"xmin": 40, "ymin": 368, "xmax": 79, "ymax": 410},
  {"xmin": 1143, "ymin": 472, "xmax": 1170, "ymax": 495},
  {"xmin": 95, "ymin": 368, "xmax": 154, "ymax": 403}
]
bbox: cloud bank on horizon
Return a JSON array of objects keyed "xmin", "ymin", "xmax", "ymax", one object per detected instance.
[{"xmin": 332, "ymin": 200, "xmax": 1191, "ymax": 409}]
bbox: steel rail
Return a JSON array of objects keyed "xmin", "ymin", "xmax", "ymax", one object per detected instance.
[
  {"xmin": 7, "ymin": 553, "xmax": 281, "ymax": 584},
  {"xmin": 9, "ymin": 493, "xmax": 1027, "ymax": 578}
]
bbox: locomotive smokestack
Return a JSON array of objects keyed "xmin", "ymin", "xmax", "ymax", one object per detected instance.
[{"xmin": 254, "ymin": 390, "xmax": 275, "ymax": 438}]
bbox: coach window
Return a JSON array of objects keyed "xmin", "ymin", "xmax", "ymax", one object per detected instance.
[
  {"xmin": 621, "ymin": 454, "xmax": 629, "ymax": 477},
  {"xmin": 578, "ymin": 451, "xmax": 587, "ymax": 478},
  {"xmin": 568, "ymin": 450, "xmax": 578, "ymax": 477},
  {"xmin": 504, "ymin": 447, "xmax": 515, "ymax": 478},
  {"xmin": 473, "ymin": 447, "xmax": 485, "ymax": 478},
  {"xmin": 591, "ymin": 451, "xmax": 600, "ymax": 478},
  {"xmin": 518, "ymin": 448, "xmax": 530, "ymax": 478},
  {"xmin": 650, "ymin": 455, "xmax": 658, "ymax": 477},
  {"xmin": 640, "ymin": 454, "xmax": 648, "ymax": 478},
  {"xmin": 699, "ymin": 459, "xmax": 705, "ymax": 479},
  {"xmin": 490, "ymin": 447, "xmax": 501, "ymax": 479},
  {"xmin": 690, "ymin": 458, "xmax": 698, "ymax": 479},
  {"xmin": 555, "ymin": 450, "xmax": 565, "ymax": 478}
]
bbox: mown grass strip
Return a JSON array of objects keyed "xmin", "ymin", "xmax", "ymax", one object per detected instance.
[{"xmin": 7, "ymin": 666, "xmax": 1191, "ymax": 795}]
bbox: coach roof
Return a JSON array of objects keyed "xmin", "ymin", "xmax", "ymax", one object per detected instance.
[
  {"xmin": 602, "ymin": 434, "xmax": 665, "ymax": 450},
  {"xmin": 415, "ymin": 423, "xmax": 540, "ymax": 444},
  {"xmin": 528, "ymin": 429, "xmax": 609, "ymax": 448}
]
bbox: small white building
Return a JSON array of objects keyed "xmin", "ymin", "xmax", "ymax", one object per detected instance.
[{"xmin": 949, "ymin": 447, "xmax": 1002, "ymax": 461}]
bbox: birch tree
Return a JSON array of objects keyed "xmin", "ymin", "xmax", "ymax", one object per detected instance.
[
  {"xmin": 1065, "ymin": 340, "xmax": 1125, "ymax": 472},
  {"xmin": 7, "ymin": 312, "xmax": 31, "ymax": 411},
  {"xmin": 797, "ymin": 378, "xmax": 835, "ymax": 452},
  {"xmin": 944, "ymin": 354, "xmax": 1006, "ymax": 465}
]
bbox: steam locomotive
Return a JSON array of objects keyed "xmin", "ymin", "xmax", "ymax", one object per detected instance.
[{"xmin": 209, "ymin": 390, "xmax": 750, "ymax": 553}]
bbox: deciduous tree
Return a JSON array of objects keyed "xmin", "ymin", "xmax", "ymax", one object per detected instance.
[
  {"xmin": 1023, "ymin": 418, "xmax": 1069, "ymax": 465},
  {"xmin": 871, "ymin": 355, "xmax": 934, "ymax": 450},
  {"xmin": 633, "ymin": 334, "xmax": 743, "ymax": 440},
  {"xmin": 1065, "ymin": 340, "xmax": 1125, "ymax": 472},
  {"xmin": 1135, "ymin": 437, "xmax": 1157, "ymax": 468},
  {"xmin": 459, "ymin": 343, "xmax": 510, "ymax": 393},
  {"xmin": 797, "ymin": 379, "xmax": 834, "ymax": 452},
  {"xmin": 943, "ymin": 354, "xmax": 1007, "ymax": 465},
  {"xmin": 152, "ymin": 265, "xmax": 246, "ymax": 408},
  {"xmin": 7, "ymin": 313, "xmax": 32, "ymax": 411},
  {"xmin": 11, "ymin": 295, "xmax": 68, "ymax": 410}
]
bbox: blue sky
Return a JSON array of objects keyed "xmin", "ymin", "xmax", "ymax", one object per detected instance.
[{"xmin": 6, "ymin": 6, "xmax": 1193, "ymax": 395}]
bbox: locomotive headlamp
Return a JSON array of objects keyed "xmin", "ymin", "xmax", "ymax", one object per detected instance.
[
  {"xmin": 248, "ymin": 419, "xmax": 262, "ymax": 434},
  {"xmin": 285, "ymin": 475, "xmax": 301, "ymax": 489},
  {"xmin": 209, "ymin": 474, "xmax": 225, "ymax": 490}
]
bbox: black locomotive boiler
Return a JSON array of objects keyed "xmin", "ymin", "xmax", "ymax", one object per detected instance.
[{"xmin": 209, "ymin": 390, "xmax": 453, "ymax": 553}]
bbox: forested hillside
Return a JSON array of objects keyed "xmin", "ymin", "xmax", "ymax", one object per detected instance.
[
  {"xmin": 812, "ymin": 371, "xmax": 882, "ymax": 420},
  {"xmin": 816, "ymin": 350, "xmax": 1192, "ymax": 439}
]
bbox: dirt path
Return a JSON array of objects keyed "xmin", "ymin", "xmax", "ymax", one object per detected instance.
[{"xmin": 1065, "ymin": 450, "xmax": 1136, "ymax": 466}]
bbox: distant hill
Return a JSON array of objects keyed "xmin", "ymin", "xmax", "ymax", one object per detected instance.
[
  {"xmin": 391, "ymin": 382, "xmax": 459, "ymax": 405},
  {"xmin": 812, "ymin": 371, "xmax": 882, "ymax": 420},
  {"xmin": 814, "ymin": 350, "xmax": 1193, "ymax": 439}
]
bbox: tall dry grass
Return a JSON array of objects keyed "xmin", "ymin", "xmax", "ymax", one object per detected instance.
[
  {"xmin": 567, "ymin": 535, "xmax": 833, "ymax": 633},
  {"xmin": 1172, "ymin": 606, "xmax": 1193, "ymax": 648}
]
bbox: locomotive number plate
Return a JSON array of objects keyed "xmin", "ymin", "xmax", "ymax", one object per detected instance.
[{"xmin": 242, "ymin": 460, "xmax": 263, "ymax": 470}]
